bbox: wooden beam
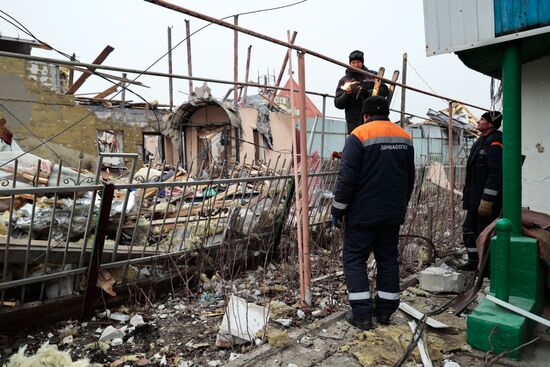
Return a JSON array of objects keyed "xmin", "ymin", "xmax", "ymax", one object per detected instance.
[
  {"xmin": 66, "ymin": 65, "xmax": 148, "ymax": 87},
  {"xmin": 66, "ymin": 45, "xmax": 115, "ymax": 95},
  {"xmin": 93, "ymin": 83, "xmax": 119, "ymax": 99}
]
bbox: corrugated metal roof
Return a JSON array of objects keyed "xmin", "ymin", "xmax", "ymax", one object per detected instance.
[
  {"xmin": 494, "ymin": 0, "xmax": 550, "ymax": 36},
  {"xmin": 423, "ymin": 0, "xmax": 550, "ymax": 56}
]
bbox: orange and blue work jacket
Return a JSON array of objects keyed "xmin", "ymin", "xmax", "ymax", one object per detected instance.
[{"xmin": 333, "ymin": 116, "xmax": 415, "ymax": 226}]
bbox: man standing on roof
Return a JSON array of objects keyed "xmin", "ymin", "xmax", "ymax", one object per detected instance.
[
  {"xmin": 334, "ymin": 50, "xmax": 389, "ymax": 135},
  {"xmin": 331, "ymin": 96, "xmax": 415, "ymax": 330},
  {"xmin": 460, "ymin": 111, "xmax": 503, "ymax": 271}
]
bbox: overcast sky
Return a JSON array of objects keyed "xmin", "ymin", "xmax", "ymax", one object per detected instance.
[{"xmin": 1, "ymin": 0, "xmax": 492, "ymax": 121}]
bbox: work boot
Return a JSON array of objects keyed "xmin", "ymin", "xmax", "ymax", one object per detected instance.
[
  {"xmin": 457, "ymin": 260, "xmax": 478, "ymax": 272},
  {"xmin": 345, "ymin": 310, "xmax": 373, "ymax": 330},
  {"xmin": 376, "ymin": 313, "xmax": 391, "ymax": 325}
]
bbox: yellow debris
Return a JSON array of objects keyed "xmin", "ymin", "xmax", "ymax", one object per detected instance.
[{"xmin": 7, "ymin": 343, "xmax": 89, "ymax": 367}]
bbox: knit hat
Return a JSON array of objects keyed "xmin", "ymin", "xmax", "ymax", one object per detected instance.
[
  {"xmin": 349, "ymin": 50, "xmax": 364, "ymax": 63},
  {"xmin": 481, "ymin": 111, "xmax": 502, "ymax": 129},
  {"xmin": 362, "ymin": 95, "xmax": 389, "ymax": 116}
]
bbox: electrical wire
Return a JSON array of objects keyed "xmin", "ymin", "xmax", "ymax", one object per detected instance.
[
  {"xmin": 0, "ymin": 102, "xmax": 62, "ymax": 160},
  {"xmin": 0, "ymin": 11, "xmax": 161, "ymax": 166},
  {"xmin": 407, "ymin": 59, "xmax": 437, "ymax": 95},
  {"xmin": 0, "ymin": 0, "xmax": 307, "ymax": 168}
]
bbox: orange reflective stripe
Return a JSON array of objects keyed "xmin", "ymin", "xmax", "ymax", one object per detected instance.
[
  {"xmin": 352, "ymin": 120, "xmax": 411, "ymax": 142},
  {"xmin": 491, "ymin": 141, "xmax": 503, "ymax": 148}
]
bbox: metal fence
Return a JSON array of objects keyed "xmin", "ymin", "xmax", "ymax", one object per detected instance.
[
  {"xmin": 0, "ymin": 150, "xmax": 467, "ymax": 323},
  {"xmin": 0, "ymin": 152, "xmax": 338, "ymax": 316}
]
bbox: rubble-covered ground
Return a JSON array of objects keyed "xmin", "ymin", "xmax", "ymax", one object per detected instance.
[
  {"xmin": 5, "ymin": 231, "xmax": 547, "ymax": 367},
  {"xmin": 0, "ymin": 258, "xmax": 351, "ymax": 367}
]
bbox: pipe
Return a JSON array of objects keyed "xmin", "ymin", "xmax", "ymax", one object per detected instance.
[
  {"xmin": 167, "ymin": 26, "xmax": 174, "ymax": 110},
  {"xmin": 143, "ymin": 0, "xmax": 490, "ymax": 111},
  {"xmin": 307, "ymin": 116, "xmax": 319, "ymax": 152},
  {"xmin": 269, "ymin": 31, "xmax": 298, "ymax": 109},
  {"xmin": 447, "ymin": 101, "xmax": 455, "ymax": 245},
  {"xmin": 240, "ymin": 45, "xmax": 252, "ymax": 101},
  {"xmin": 185, "ymin": 19, "xmax": 194, "ymax": 97},
  {"xmin": 297, "ymin": 51, "xmax": 312, "ymax": 306},
  {"xmin": 321, "ymin": 96, "xmax": 326, "ymax": 159},
  {"xmin": 233, "ymin": 15, "xmax": 239, "ymax": 107},
  {"xmin": 502, "ymin": 43, "xmax": 522, "ymax": 236},
  {"xmin": 0, "ymin": 50, "xmax": 329, "ymax": 98}
]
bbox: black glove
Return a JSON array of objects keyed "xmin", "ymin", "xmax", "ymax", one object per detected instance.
[{"xmin": 331, "ymin": 206, "xmax": 345, "ymax": 228}]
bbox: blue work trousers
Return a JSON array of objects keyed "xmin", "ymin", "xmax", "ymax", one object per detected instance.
[{"xmin": 343, "ymin": 224, "xmax": 400, "ymax": 319}]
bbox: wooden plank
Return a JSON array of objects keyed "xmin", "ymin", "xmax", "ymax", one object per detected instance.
[
  {"xmin": 66, "ymin": 65, "xmax": 148, "ymax": 87},
  {"xmin": 66, "ymin": 45, "xmax": 115, "ymax": 95},
  {"xmin": 93, "ymin": 83, "xmax": 119, "ymax": 99}
]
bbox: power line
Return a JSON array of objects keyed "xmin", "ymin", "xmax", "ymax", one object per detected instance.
[
  {"xmin": 0, "ymin": 102, "xmax": 62, "ymax": 160},
  {"xmin": 0, "ymin": 1, "xmax": 307, "ymax": 168},
  {"xmin": 407, "ymin": 59, "xmax": 437, "ymax": 95}
]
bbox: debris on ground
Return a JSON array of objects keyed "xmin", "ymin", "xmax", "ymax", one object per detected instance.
[
  {"xmin": 419, "ymin": 264, "xmax": 465, "ymax": 293},
  {"xmin": 6, "ymin": 343, "xmax": 90, "ymax": 367}
]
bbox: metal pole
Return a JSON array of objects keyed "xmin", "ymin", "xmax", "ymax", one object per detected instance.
[
  {"xmin": 120, "ymin": 72, "xmax": 127, "ymax": 121},
  {"xmin": 0, "ymin": 49, "xmax": 489, "ymax": 111},
  {"xmin": 448, "ymin": 101, "xmax": 455, "ymax": 244},
  {"xmin": 233, "ymin": 15, "xmax": 239, "ymax": 108},
  {"xmin": 185, "ymin": 19, "xmax": 194, "ymax": 98},
  {"xmin": 68, "ymin": 53, "xmax": 76, "ymax": 87},
  {"xmin": 297, "ymin": 51, "xmax": 312, "ymax": 306},
  {"xmin": 400, "ymin": 53, "xmax": 407, "ymax": 126},
  {"xmin": 167, "ymin": 26, "xmax": 174, "ymax": 110},
  {"xmin": 240, "ymin": 45, "xmax": 252, "ymax": 102},
  {"xmin": 321, "ymin": 96, "xmax": 326, "ymax": 159},
  {"xmin": 495, "ymin": 218, "xmax": 512, "ymax": 302},
  {"xmin": 81, "ymin": 184, "xmax": 115, "ymax": 320},
  {"xmin": 307, "ymin": 116, "xmax": 319, "ymax": 153},
  {"xmin": 269, "ymin": 31, "xmax": 298, "ymax": 108},
  {"xmin": 143, "ymin": 0, "xmax": 491, "ymax": 111},
  {"xmin": 502, "ymin": 43, "xmax": 522, "ymax": 236},
  {"xmin": 287, "ymin": 32, "xmax": 305, "ymax": 305}
]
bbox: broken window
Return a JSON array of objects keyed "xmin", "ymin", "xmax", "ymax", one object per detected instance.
[
  {"xmin": 252, "ymin": 129, "xmax": 268, "ymax": 162},
  {"xmin": 97, "ymin": 129, "xmax": 125, "ymax": 168},
  {"xmin": 197, "ymin": 126, "xmax": 231, "ymax": 170},
  {"xmin": 142, "ymin": 132, "xmax": 165, "ymax": 164}
]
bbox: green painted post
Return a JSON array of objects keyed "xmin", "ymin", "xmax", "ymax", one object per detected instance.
[
  {"xmin": 502, "ymin": 43, "xmax": 522, "ymax": 235},
  {"xmin": 495, "ymin": 218, "xmax": 512, "ymax": 302}
]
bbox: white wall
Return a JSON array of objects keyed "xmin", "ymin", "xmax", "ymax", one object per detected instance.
[{"xmin": 522, "ymin": 55, "xmax": 550, "ymax": 213}]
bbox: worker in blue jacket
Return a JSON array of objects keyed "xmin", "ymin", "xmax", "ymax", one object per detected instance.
[
  {"xmin": 332, "ymin": 96, "xmax": 415, "ymax": 330},
  {"xmin": 459, "ymin": 111, "xmax": 503, "ymax": 271}
]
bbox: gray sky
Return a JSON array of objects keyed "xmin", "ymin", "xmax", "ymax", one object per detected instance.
[{"xmin": 1, "ymin": 0, "xmax": 492, "ymax": 120}]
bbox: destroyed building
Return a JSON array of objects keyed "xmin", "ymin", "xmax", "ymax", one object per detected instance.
[{"xmin": 0, "ymin": 38, "xmax": 171, "ymax": 172}]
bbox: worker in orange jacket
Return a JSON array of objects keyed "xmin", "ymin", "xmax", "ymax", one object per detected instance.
[{"xmin": 332, "ymin": 96, "xmax": 415, "ymax": 330}]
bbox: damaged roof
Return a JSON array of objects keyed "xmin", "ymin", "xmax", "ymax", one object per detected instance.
[{"xmin": 171, "ymin": 98, "xmax": 241, "ymax": 129}]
